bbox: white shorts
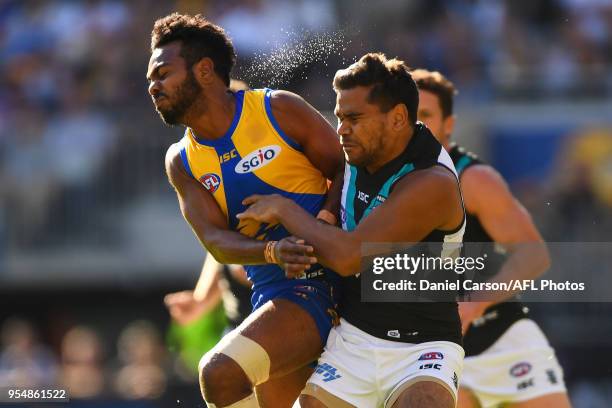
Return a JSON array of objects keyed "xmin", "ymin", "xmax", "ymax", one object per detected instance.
[
  {"xmin": 461, "ymin": 318, "xmax": 567, "ymax": 408},
  {"xmin": 303, "ymin": 318, "xmax": 464, "ymax": 407}
]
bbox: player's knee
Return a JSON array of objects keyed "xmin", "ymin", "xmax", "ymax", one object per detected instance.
[
  {"xmin": 392, "ymin": 381, "xmax": 454, "ymax": 408},
  {"xmin": 199, "ymin": 352, "xmax": 252, "ymax": 403}
]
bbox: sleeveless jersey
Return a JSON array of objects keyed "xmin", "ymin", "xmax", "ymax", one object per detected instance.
[
  {"xmin": 339, "ymin": 123, "xmax": 465, "ymax": 344},
  {"xmin": 449, "ymin": 144, "xmax": 529, "ymax": 356},
  {"xmin": 180, "ymin": 89, "xmax": 333, "ymax": 290}
]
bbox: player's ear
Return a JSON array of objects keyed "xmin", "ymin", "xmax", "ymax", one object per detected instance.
[
  {"xmin": 194, "ymin": 57, "xmax": 215, "ymax": 85},
  {"xmin": 389, "ymin": 103, "xmax": 409, "ymax": 131}
]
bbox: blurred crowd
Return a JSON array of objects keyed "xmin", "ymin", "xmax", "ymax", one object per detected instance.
[
  {"xmin": 0, "ymin": 0, "xmax": 162, "ymax": 249},
  {"xmin": 0, "ymin": 317, "xmax": 172, "ymax": 400},
  {"xmin": 0, "ymin": 314, "xmax": 224, "ymax": 404}
]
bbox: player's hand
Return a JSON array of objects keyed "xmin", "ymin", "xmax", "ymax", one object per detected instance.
[
  {"xmin": 276, "ymin": 236, "xmax": 318, "ymax": 279},
  {"xmin": 164, "ymin": 290, "xmax": 208, "ymax": 326},
  {"xmin": 458, "ymin": 301, "xmax": 491, "ymax": 334},
  {"xmin": 237, "ymin": 194, "xmax": 290, "ymax": 224}
]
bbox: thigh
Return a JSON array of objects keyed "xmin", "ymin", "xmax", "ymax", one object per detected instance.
[
  {"xmin": 461, "ymin": 320, "xmax": 567, "ymax": 408},
  {"xmin": 300, "ymin": 389, "xmax": 356, "ymax": 408},
  {"xmin": 506, "ymin": 392, "xmax": 572, "ymax": 408},
  {"xmin": 238, "ymin": 298, "xmax": 322, "ymax": 378},
  {"xmin": 303, "ymin": 322, "xmax": 378, "ymax": 408},
  {"xmin": 458, "ymin": 387, "xmax": 481, "ymax": 408},
  {"xmin": 391, "ymin": 381, "xmax": 454, "ymax": 408},
  {"xmin": 256, "ymin": 364, "xmax": 314, "ymax": 408}
]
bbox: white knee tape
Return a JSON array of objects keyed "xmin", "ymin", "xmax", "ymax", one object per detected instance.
[
  {"xmin": 227, "ymin": 393, "xmax": 259, "ymax": 407},
  {"xmin": 205, "ymin": 392, "xmax": 259, "ymax": 408},
  {"xmin": 217, "ymin": 333, "xmax": 271, "ymax": 386}
]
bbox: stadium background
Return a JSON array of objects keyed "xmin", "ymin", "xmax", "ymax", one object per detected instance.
[{"xmin": 1, "ymin": 0, "xmax": 611, "ymax": 406}]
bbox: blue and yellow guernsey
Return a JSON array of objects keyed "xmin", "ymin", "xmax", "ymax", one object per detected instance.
[{"xmin": 179, "ymin": 88, "xmax": 332, "ymax": 291}]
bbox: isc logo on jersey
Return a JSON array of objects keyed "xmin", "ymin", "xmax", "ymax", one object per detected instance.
[
  {"xmin": 235, "ymin": 145, "xmax": 281, "ymax": 174},
  {"xmin": 200, "ymin": 173, "xmax": 221, "ymax": 193}
]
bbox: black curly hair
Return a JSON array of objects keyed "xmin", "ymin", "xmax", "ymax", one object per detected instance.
[
  {"xmin": 151, "ymin": 13, "xmax": 236, "ymax": 86},
  {"xmin": 333, "ymin": 53, "xmax": 419, "ymax": 126}
]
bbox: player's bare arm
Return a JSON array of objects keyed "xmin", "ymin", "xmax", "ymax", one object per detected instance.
[
  {"xmin": 238, "ymin": 165, "xmax": 463, "ymax": 277},
  {"xmin": 164, "ymin": 259, "xmax": 222, "ymax": 326},
  {"xmin": 461, "ymin": 164, "xmax": 550, "ymax": 302},
  {"xmin": 270, "ymin": 90, "xmax": 344, "ymax": 220},
  {"xmin": 165, "ymin": 143, "xmax": 317, "ymax": 267}
]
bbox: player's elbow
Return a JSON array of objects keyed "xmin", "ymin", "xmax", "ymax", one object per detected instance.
[
  {"xmin": 522, "ymin": 241, "xmax": 551, "ymax": 278},
  {"xmin": 203, "ymin": 240, "xmax": 230, "ymax": 265},
  {"xmin": 190, "ymin": 227, "xmax": 228, "ymax": 264}
]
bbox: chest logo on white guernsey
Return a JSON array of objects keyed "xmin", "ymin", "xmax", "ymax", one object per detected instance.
[
  {"xmin": 235, "ymin": 145, "xmax": 281, "ymax": 174},
  {"xmin": 199, "ymin": 173, "xmax": 221, "ymax": 193}
]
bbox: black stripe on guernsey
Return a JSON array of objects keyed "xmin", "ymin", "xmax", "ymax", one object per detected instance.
[
  {"xmin": 449, "ymin": 144, "xmax": 529, "ymax": 356},
  {"xmin": 448, "ymin": 145, "xmax": 491, "ymax": 245},
  {"xmin": 448, "ymin": 144, "xmax": 480, "ymax": 176},
  {"xmin": 463, "ymin": 303, "xmax": 529, "ymax": 356},
  {"xmin": 341, "ymin": 124, "xmax": 464, "ymax": 345}
]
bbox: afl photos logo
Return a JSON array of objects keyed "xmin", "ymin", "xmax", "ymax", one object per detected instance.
[
  {"xmin": 200, "ymin": 173, "xmax": 221, "ymax": 193},
  {"xmin": 235, "ymin": 145, "xmax": 281, "ymax": 174}
]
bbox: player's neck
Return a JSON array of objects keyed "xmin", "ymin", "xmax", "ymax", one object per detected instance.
[{"xmin": 187, "ymin": 89, "xmax": 236, "ymax": 140}]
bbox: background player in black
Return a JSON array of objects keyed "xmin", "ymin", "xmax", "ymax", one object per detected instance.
[
  {"xmin": 165, "ymin": 254, "xmax": 251, "ymax": 332},
  {"xmin": 238, "ymin": 53, "xmax": 465, "ymax": 408},
  {"xmin": 411, "ymin": 69, "xmax": 571, "ymax": 408}
]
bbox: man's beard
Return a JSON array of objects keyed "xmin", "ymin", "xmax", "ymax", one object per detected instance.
[
  {"xmin": 348, "ymin": 132, "xmax": 386, "ymax": 169},
  {"xmin": 157, "ymin": 72, "xmax": 203, "ymax": 126}
]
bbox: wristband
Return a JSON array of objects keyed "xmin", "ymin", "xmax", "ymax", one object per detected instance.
[{"xmin": 264, "ymin": 241, "xmax": 278, "ymax": 264}]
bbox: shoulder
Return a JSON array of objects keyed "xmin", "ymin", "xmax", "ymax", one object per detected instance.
[
  {"xmin": 461, "ymin": 164, "xmax": 513, "ymax": 212},
  {"xmin": 461, "ymin": 164, "xmax": 508, "ymax": 194},
  {"xmin": 165, "ymin": 142, "xmax": 181, "ymax": 169},
  {"xmin": 267, "ymin": 89, "xmax": 330, "ymax": 147},
  {"xmin": 395, "ymin": 165, "xmax": 458, "ymax": 197},
  {"xmin": 268, "ymin": 89, "xmax": 315, "ymax": 119},
  {"xmin": 165, "ymin": 142, "xmax": 189, "ymax": 182}
]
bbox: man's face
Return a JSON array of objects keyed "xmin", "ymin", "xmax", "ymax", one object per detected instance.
[
  {"xmin": 417, "ymin": 90, "xmax": 454, "ymax": 149},
  {"xmin": 147, "ymin": 42, "xmax": 203, "ymax": 126},
  {"xmin": 334, "ymin": 86, "xmax": 388, "ymax": 168}
]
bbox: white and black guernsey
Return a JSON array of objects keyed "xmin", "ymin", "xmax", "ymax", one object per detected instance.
[
  {"xmin": 449, "ymin": 144, "xmax": 529, "ymax": 357},
  {"xmin": 339, "ymin": 123, "xmax": 465, "ymax": 345}
]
